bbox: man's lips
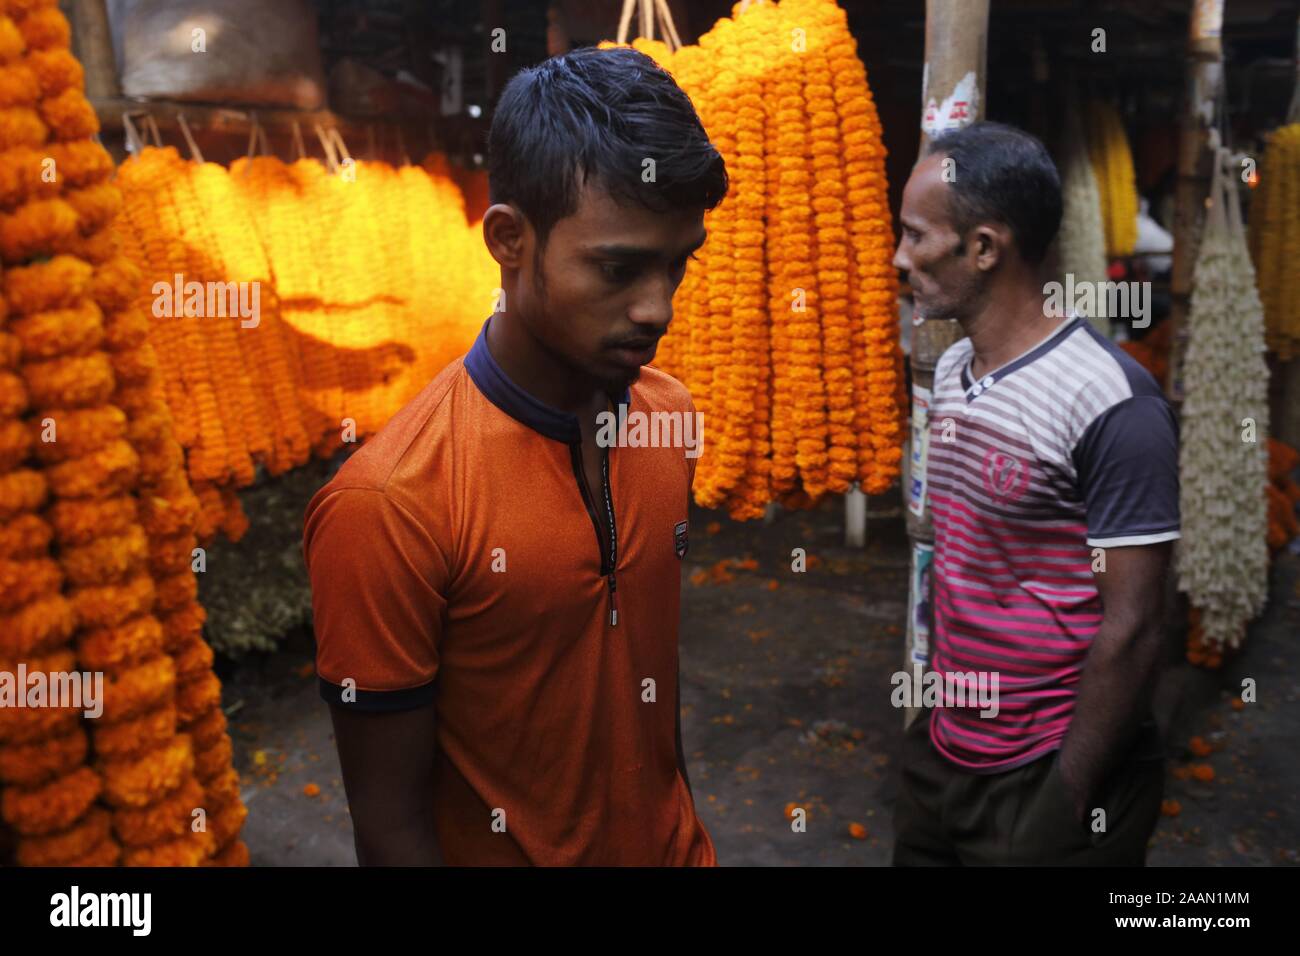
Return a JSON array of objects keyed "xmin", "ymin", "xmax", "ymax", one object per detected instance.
[{"xmin": 607, "ymin": 340, "xmax": 659, "ymax": 367}]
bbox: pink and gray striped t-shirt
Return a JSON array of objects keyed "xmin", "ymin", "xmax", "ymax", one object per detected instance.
[{"xmin": 926, "ymin": 316, "xmax": 1180, "ymax": 773}]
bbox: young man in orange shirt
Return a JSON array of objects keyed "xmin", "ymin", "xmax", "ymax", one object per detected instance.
[{"xmin": 304, "ymin": 46, "xmax": 727, "ymax": 865}]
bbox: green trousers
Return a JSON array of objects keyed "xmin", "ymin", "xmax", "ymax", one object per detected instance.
[{"xmin": 892, "ymin": 710, "xmax": 1165, "ymax": 866}]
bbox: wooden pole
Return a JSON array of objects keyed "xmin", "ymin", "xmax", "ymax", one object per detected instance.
[
  {"xmin": 1166, "ymin": 0, "xmax": 1225, "ymax": 402},
  {"xmin": 1276, "ymin": 11, "xmax": 1300, "ymax": 450},
  {"xmin": 69, "ymin": 0, "xmax": 120, "ymax": 100},
  {"xmin": 902, "ymin": 0, "xmax": 990, "ymax": 730}
]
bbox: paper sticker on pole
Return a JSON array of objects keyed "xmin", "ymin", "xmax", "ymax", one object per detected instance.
[{"xmin": 920, "ymin": 70, "xmax": 980, "ymax": 138}]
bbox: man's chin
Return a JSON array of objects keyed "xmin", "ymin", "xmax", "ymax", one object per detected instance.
[{"xmin": 600, "ymin": 366, "xmax": 640, "ymax": 398}]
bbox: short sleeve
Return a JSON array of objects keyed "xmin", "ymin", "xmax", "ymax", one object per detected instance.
[
  {"xmin": 303, "ymin": 485, "xmax": 449, "ymax": 711},
  {"xmin": 1072, "ymin": 395, "xmax": 1181, "ymax": 547}
]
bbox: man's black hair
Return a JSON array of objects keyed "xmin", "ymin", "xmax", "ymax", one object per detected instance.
[
  {"xmin": 488, "ymin": 46, "xmax": 728, "ymax": 249},
  {"xmin": 925, "ymin": 121, "xmax": 1062, "ymax": 266}
]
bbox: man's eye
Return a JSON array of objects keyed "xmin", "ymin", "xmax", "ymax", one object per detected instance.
[{"xmin": 600, "ymin": 262, "xmax": 638, "ymax": 283}]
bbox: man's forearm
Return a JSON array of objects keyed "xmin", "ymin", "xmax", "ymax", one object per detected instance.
[
  {"xmin": 1058, "ymin": 620, "xmax": 1165, "ymax": 819},
  {"xmin": 676, "ymin": 668, "xmax": 693, "ymax": 795},
  {"xmin": 353, "ymin": 813, "xmax": 443, "ymax": 866}
]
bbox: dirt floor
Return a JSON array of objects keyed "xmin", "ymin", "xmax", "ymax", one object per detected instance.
[{"xmin": 218, "ymin": 492, "xmax": 1299, "ymax": 866}]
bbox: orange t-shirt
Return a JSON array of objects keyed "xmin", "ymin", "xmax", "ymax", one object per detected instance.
[{"xmin": 303, "ymin": 318, "xmax": 715, "ymax": 866}]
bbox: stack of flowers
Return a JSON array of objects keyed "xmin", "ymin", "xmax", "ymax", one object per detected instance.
[
  {"xmin": 1118, "ymin": 319, "xmax": 1172, "ymax": 388},
  {"xmin": 607, "ymin": 0, "xmax": 904, "ymax": 518},
  {"xmin": 1177, "ymin": 150, "xmax": 1271, "ymax": 650},
  {"xmin": 1266, "ymin": 438, "xmax": 1299, "ymax": 553},
  {"xmin": 109, "ymin": 146, "xmax": 494, "ymax": 537},
  {"xmin": 0, "ymin": 261, "xmax": 118, "ymax": 865},
  {"xmin": 0, "ymin": 0, "xmax": 244, "ymax": 866},
  {"xmin": 1247, "ymin": 122, "xmax": 1300, "ymax": 359},
  {"xmin": 1086, "ymin": 100, "xmax": 1138, "ymax": 258},
  {"xmin": 1057, "ymin": 99, "xmax": 1109, "ymax": 331}
]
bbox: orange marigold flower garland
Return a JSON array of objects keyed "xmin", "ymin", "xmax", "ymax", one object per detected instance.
[
  {"xmin": 0, "ymin": 0, "xmax": 243, "ymax": 865},
  {"xmin": 0, "ymin": 239, "xmax": 118, "ymax": 866},
  {"xmin": 690, "ymin": 16, "xmax": 742, "ymax": 509},
  {"xmin": 818, "ymin": 0, "xmax": 901, "ymax": 494},
  {"xmin": 722, "ymin": 3, "xmax": 777, "ymax": 519},
  {"xmin": 617, "ymin": 0, "xmax": 902, "ymax": 512},
  {"xmin": 795, "ymin": 0, "xmax": 858, "ymax": 494}
]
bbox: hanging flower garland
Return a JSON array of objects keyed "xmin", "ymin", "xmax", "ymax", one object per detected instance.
[
  {"xmin": 1247, "ymin": 122, "xmax": 1300, "ymax": 360},
  {"xmin": 0, "ymin": 0, "xmax": 246, "ymax": 866},
  {"xmin": 604, "ymin": 0, "xmax": 903, "ymax": 515},
  {"xmin": 1177, "ymin": 150, "xmax": 1271, "ymax": 648},
  {"xmin": 1057, "ymin": 96, "xmax": 1109, "ymax": 332},
  {"xmin": 1086, "ymin": 99, "xmax": 1138, "ymax": 258}
]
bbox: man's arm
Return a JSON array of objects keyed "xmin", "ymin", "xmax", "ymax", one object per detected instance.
[
  {"xmin": 1057, "ymin": 541, "xmax": 1171, "ymax": 821},
  {"xmin": 675, "ymin": 666, "xmax": 692, "ymax": 795},
  {"xmin": 679, "ymin": 402, "xmax": 697, "ymax": 796},
  {"xmin": 305, "ymin": 483, "xmax": 448, "ymax": 865},
  {"xmin": 329, "ymin": 700, "xmax": 442, "ymax": 865}
]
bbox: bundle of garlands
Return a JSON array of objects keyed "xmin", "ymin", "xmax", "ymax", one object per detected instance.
[
  {"xmin": 1118, "ymin": 319, "xmax": 1172, "ymax": 388},
  {"xmin": 111, "ymin": 146, "xmax": 495, "ymax": 539},
  {"xmin": 1178, "ymin": 149, "xmax": 1271, "ymax": 651},
  {"xmin": 1266, "ymin": 438, "xmax": 1300, "ymax": 552},
  {"xmin": 1086, "ymin": 100, "xmax": 1138, "ymax": 258},
  {"xmin": 1186, "ymin": 437, "xmax": 1300, "ymax": 668},
  {"xmin": 605, "ymin": 0, "xmax": 905, "ymax": 519},
  {"xmin": 0, "ymin": 0, "xmax": 244, "ymax": 865},
  {"xmin": 1057, "ymin": 97, "xmax": 1108, "ymax": 332},
  {"xmin": 1246, "ymin": 122, "xmax": 1300, "ymax": 360}
]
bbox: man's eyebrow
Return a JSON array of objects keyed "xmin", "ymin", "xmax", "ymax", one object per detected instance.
[{"xmin": 588, "ymin": 231, "xmax": 709, "ymax": 260}]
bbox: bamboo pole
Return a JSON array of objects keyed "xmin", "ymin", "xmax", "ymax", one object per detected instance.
[
  {"xmin": 902, "ymin": 0, "xmax": 990, "ymax": 730},
  {"xmin": 69, "ymin": 0, "xmax": 120, "ymax": 100},
  {"xmin": 1166, "ymin": 0, "xmax": 1225, "ymax": 402}
]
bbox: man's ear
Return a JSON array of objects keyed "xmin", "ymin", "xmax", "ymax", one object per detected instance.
[
  {"xmin": 482, "ymin": 203, "xmax": 527, "ymax": 269},
  {"xmin": 973, "ymin": 223, "xmax": 1009, "ymax": 273}
]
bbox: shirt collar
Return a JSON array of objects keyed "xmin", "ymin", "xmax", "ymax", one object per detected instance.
[
  {"xmin": 464, "ymin": 318, "xmax": 631, "ymax": 444},
  {"xmin": 960, "ymin": 314, "xmax": 1081, "ymax": 401}
]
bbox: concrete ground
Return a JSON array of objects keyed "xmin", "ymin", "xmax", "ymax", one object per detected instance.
[{"xmin": 219, "ymin": 493, "xmax": 1298, "ymax": 866}]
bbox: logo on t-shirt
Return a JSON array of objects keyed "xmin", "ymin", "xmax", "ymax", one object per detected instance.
[
  {"xmin": 674, "ymin": 520, "xmax": 689, "ymax": 559},
  {"xmin": 981, "ymin": 448, "xmax": 1029, "ymax": 502}
]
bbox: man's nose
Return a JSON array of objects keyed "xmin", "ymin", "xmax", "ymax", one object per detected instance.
[
  {"xmin": 892, "ymin": 240, "xmax": 910, "ymax": 274},
  {"xmin": 630, "ymin": 276, "xmax": 674, "ymax": 332}
]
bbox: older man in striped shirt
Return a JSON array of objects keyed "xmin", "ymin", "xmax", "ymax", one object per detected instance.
[{"xmin": 891, "ymin": 122, "xmax": 1177, "ymax": 866}]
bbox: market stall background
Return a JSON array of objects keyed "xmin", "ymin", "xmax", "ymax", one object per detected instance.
[{"xmin": 0, "ymin": 0, "xmax": 1296, "ymax": 866}]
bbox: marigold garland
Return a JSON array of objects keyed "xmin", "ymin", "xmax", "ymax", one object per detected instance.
[
  {"xmin": 1247, "ymin": 123, "xmax": 1300, "ymax": 360},
  {"xmin": 122, "ymin": 830, "xmax": 213, "ymax": 867},
  {"xmin": 99, "ymin": 734, "xmax": 193, "ymax": 809},
  {"xmin": 69, "ymin": 572, "xmax": 155, "ymax": 629},
  {"xmin": 15, "ymin": 805, "xmax": 109, "ymax": 865},
  {"xmin": 1086, "ymin": 99, "xmax": 1138, "ymax": 258},
  {"xmin": 92, "ymin": 703, "xmax": 176, "ymax": 761},
  {"xmin": 64, "ymin": 836, "xmax": 121, "ymax": 866},
  {"xmin": 615, "ymin": 0, "xmax": 903, "ymax": 513},
  {"xmin": 112, "ymin": 775, "xmax": 203, "ymax": 847},
  {"xmin": 0, "ymin": 724, "xmax": 84, "ymax": 786},
  {"xmin": 0, "ymin": 764, "xmax": 99, "ymax": 836}
]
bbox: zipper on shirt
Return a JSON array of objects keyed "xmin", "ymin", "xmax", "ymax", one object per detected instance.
[{"xmin": 569, "ymin": 442, "xmax": 619, "ymax": 627}]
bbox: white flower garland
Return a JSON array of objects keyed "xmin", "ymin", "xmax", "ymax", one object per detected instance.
[
  {"xmin": 1058, "ymin": 101, "xmax": 1109, "ymax": 333},
  {"xmin": 1177, "ymin": 149, "xmax": 1271, "ymax": 647}
]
